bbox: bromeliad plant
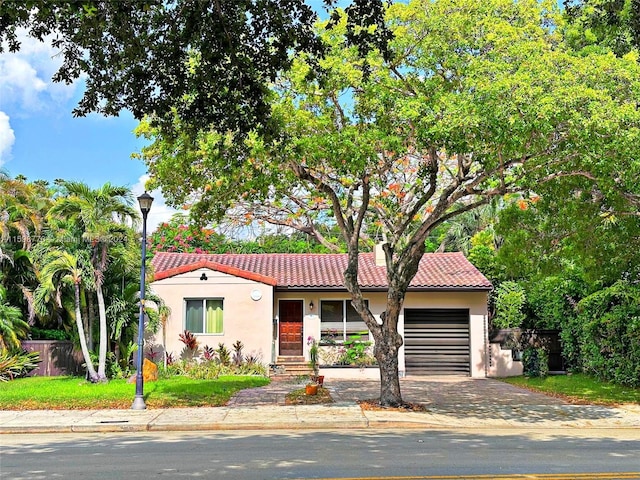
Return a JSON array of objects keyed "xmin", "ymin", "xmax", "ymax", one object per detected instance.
[
  {"xmin": 232, "ymin": 340, "xmax": 244, "ymax": 366},
  {"xmin": 202, "ymin": 345, "xmax": 216, "ymax": 361},
  {"xmin": 179, "ymin": 330, "xmax": 200, "ymax": 360},
  {"xmin": 162, "ymin": 331, "xmax": 268, "ymax": 379},
  {"xmin": 217, "ymin": 342, "xmax": 231, "ymax": 366}
]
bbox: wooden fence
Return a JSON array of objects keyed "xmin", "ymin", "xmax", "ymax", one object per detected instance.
[{"xmin": 22, "ymin": 340, "xmax": 84, "ymax": 377}]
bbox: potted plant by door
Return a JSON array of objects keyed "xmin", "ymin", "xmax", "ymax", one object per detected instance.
[{"xmin": 306, "ymin": 336, "xmax": 323, "ymax": 393}]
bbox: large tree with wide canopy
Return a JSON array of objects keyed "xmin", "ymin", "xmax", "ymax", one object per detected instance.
[{"xmin": 138, "ymin": 0, "xmax": 640, "ymax": 405}]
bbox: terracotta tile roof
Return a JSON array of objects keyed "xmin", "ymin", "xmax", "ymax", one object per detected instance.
[{"xmin": 151, "ymin": 252, "xmax": 492, "ymax": 291}]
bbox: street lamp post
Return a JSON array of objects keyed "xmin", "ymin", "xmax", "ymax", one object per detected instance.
[{"xmin": 131, "ymin": 191, "xmax": 153, "ymax": 410}]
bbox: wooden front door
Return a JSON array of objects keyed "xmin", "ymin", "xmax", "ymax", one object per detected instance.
[{"xmin": 279, "ymin": 300, "xmax": 303, "ymax": 356}]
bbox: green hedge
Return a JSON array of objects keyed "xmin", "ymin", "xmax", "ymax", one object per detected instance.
[
  {"xmin": 572, "ymin": 282, "xmax": 640, "ymax": 387},
  {"xmin": 522, "ymin": 346, "xmax": 549, "ymax": 378},
  {"xmin": 29, "ymin": 327, "xmax": 71, "ymax": 341}
]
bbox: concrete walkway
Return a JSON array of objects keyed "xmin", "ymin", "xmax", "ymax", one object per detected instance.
[{"xmin": 1, "ymin": 377, "xmax": 639, "ymax": 434}]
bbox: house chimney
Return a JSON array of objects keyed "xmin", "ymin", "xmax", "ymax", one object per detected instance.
[{"xmin": 374, "ymin": 242, "xmax": 386, "ymax": 266}]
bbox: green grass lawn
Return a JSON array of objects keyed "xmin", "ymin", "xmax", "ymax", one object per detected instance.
[
  {"xmin": 501, "ymin": 373, "xmax": 640, "ymax": 405},
  {"xmin": 0, "ymin": 375, "xmax": 270, "ymax": 410}
]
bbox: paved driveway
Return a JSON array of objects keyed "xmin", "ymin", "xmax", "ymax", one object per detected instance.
[
  {"xmin": 330, "ymin": 376, "xmax": 565, "ymax": 406},
  {"xmin": 227, "ymin": 376, "xmax": 640, "ymax": 426},
  {"xmin": 228, "ymin": 376, "xmax": 565, "ymax": 407}
]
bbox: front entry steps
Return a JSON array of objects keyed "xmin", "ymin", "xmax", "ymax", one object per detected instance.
[{"xmin": 269, "ymin": 356, "xmax": 312, "ymax": 380}]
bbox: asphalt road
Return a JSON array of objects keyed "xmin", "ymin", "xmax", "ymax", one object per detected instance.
[{"xmin": 1, "ymin": 428, "xmax": 639, "ymax": 479}]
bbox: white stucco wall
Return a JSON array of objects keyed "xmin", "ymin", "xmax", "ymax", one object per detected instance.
[
  {"xmin": 487, "ymin": 343, "xmax": 524, "ymax": 377},
  {"xmin": 276, "ymin": 290, "xmax": 489, "ymax": 378},
  {"xmin": 149, "ymin": 268, "xmax": 275, "ymax": 365},
  {"xmin": 150, "ymin": 270, "xmax": 488, "ymax": 377}
]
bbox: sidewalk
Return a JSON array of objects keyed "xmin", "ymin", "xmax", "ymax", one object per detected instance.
[{"xmin": 1, "ymin": 377, "xmax": 639, "ymax": 434}]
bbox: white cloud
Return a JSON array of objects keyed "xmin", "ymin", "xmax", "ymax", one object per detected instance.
[
  {"xmin": 131, "ymin": 174, "xmax": 180, "ymax": 232},
  {"xmin": 0, "ymin": 29, "xmax": 78, "ymax": 115},
  {"xmin": 0, "ymin": 111, "xmax": 15, "ymax": 166}
]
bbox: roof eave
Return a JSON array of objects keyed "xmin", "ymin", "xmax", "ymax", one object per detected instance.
[{"xmin": 275, "ymin": 286, "xmax": 493, "ymax": 292}]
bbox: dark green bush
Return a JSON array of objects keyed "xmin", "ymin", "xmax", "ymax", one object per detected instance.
[
  {"xmin": 522, "ymin": 346, "xmax": 549, "ymax": 378},
  {"xmin": 574, "ymin": 282, "xmax": 640, "ymax": 387},
  {"xmin": 29, "ymin": 327, "xmax": 70, "ymax": 341}
]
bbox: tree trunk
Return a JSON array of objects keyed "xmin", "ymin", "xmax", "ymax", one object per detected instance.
[
  {"xmin": 88, "ymin": 292, "xmax": 96, "ymax": 352},
  {"xmin": 75, "ymin": 283, "xmax": 98, "ymax": 382},
  {"xmin": 344, "ymin": 240, "xmax": 425, "ymax": 407},
  {"xmin": 343, "ymin": 246, "xmax": 406, "ymax": 407},
  {"xmin": 80, "ymin": 288, "xmax": 91, "ymax": 350},
  {"xmin": 375, "ymin": 333, "xmax": 403, "ymax": 405},
  {"xmin": 373, "ymin": 282, "xmax": 406, "ymax": 407},
  {"xmin": 96, "ymin": 282, "xmax": 108, "ymax": 382}
]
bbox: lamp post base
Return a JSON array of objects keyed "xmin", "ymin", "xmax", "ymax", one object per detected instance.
[{"xmin": 131, "ymin": 395, "xmax": 147, "ymax": 410}]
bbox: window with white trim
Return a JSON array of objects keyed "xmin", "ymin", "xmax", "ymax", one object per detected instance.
[
  {"xmin": 320, "ymin": 300, "xmax": 369, "ymax": 343},
  {"xmin": 185, "ymin": 299, "xmax": 223, "ymax": 334}
]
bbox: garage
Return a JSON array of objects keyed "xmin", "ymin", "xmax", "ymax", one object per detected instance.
[{"xmin": 404, "ymin": 308, "xmax": 470, "ymax": 375}]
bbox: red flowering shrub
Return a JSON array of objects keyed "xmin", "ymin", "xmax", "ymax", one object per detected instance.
[{"xmin": 149, "ymin": 215, "xmax": 224, "ymax": 254}]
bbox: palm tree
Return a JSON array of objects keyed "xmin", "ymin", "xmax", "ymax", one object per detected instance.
[
  {"xmin": 0, "ymin": 282, "xmax": 29, "ymax": 352},
  {"xmin": 36, "ymin": 250, "xmax": 99, "ymax": 382},
  {"xmin": 48, "ymin": 181, "xmax": 139, "ymax": 382},
  {"xmin": 31, "ymin": 218, "xmax": 89, "ymax": 334},
  {"xmin": 0, "ymin": 175, "xmax": 52, "ymax": 327},
  {"xmin": 436, "ymin": 202, "xmax": 503, "ymax": 254},
  {"xmin": 0, "ymin": 173, "xmax": 44, "ymax": 252},
  {"xmin": 107, "ymin": 280, "xmax": 170, "ymax": 370}
]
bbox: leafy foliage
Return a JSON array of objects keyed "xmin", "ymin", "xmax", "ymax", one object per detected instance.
[
  {"xmin": 563, "ymin": 0, "xmax": 640, "ymax": 56},
  {"xmin": 232, "ymin": 340, "xmax": 244, "ymax": 366},
  {"xmin": 202, "ymin": 345, "xmax": 216, "ymax": 362},
  {"xmin": 341, "ymin": 336, "xmax": 375, "ymax": 367},
  {"xmin": 178, "ymin": 330, "xmax": 199, "ymax": 361},
  {"xmin": 0, "ymin": 349, "xmax": 40, "ymax": 382},
  {"xmin": 0, "ymin": 0, "xmax": 328, "ymax": 141},
  {"xmin": 467, "ymin": 230, "xmax": 504, "ymax": 283},
  {"xmin": 319, "ymin": 336, "xmax": 376, "ymax": 367},
  {"xmin": 0, "ymin": 284, "xmax": 29, "ymax": 351},
  {"xmin": 522, "ymin": 346, "xmax": 549, "ymax": 378},
  {"xmin": 307, "ymin": 336, "xmax": 319, "ymax": 375},
  {"xmin": 149, "ymin": 215, "xmax": 223, "ymax": 254},
  {"xmin": 139, "ymin": 0, "xmax": 640, "ymax": 406},
  {"xmin": 492, "ymin": 281, "xmax": 527, "ymax": 330},
  {"xmin": 524, "ymin": 273, "xmax": 588, "ymax": 331},
  {"xmin": 166, "ymin": 333, "xmax": 266, "ymax": 378},
  {"xmin": 161, "ymin": 354, "xmax": 267, "ymax": 379},
  {"xmin": 216, "ymin": 343, "xmax": 232, "ymax": 367},
  {"xmin": 28, "ymin": 327, "xmax": 71, "ymax": 341},
  {"xmin": 148, "ymin": 213, "xmax": 337, "ymax": 254},
  {"xmin": 573, "ymin": 282, "xmax": 640, "ymax": 386}
]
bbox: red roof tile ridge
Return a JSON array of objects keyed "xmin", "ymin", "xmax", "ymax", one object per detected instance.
[{"xmin": 153, "ymin": 258, "xmax": 277, "ymax": 286}]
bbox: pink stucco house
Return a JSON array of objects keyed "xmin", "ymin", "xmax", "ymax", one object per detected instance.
[{"xmin": 149, "ymin": 250, "xmax": 515, "ymax": 378}]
